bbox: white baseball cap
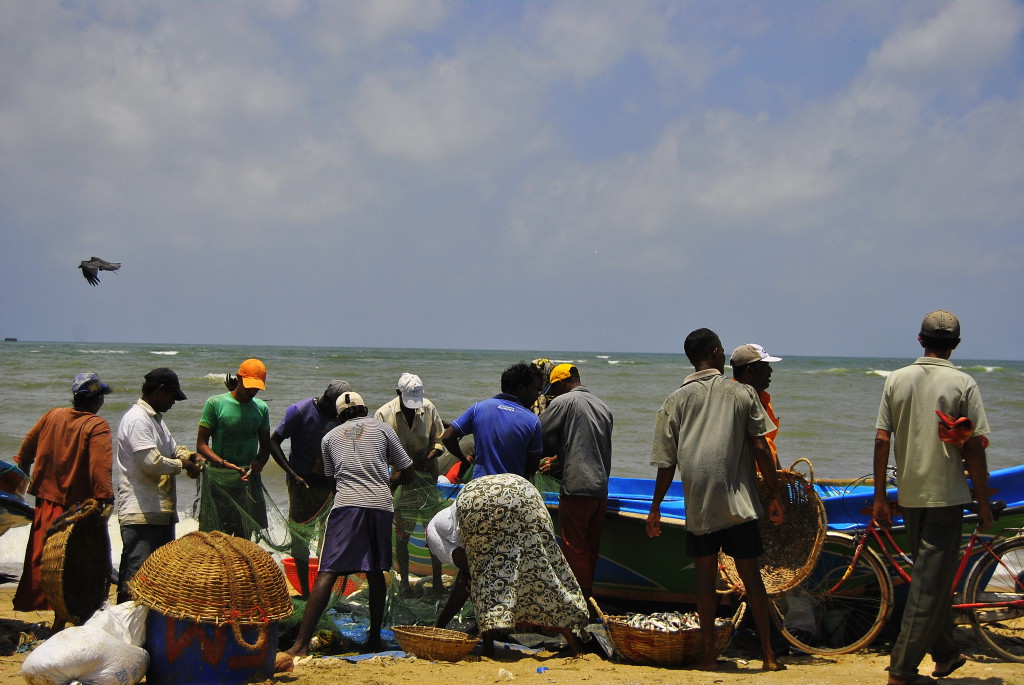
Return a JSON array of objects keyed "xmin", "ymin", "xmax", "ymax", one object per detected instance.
[
  {"xmin": 730, "ymin": 343, "xmax": 782, "ymax": 367},
  {"xmin": 397, "ymin": 372, "xmax": 424, "ymax": 409}
]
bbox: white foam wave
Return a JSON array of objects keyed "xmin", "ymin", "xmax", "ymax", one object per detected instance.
[
  {"xmin": 150, "ymin": 350, "xmax": 178, "ymax": 356},
  {"xmin": 596, "ymin": 355, "xmax": 610, "ymax": 359},
  {"xmin": 77, "ymin": 349, "xmax": 128, "ymax": 354},
  {"xmin": 867, "ymin": 369, "xmax": 892, "ymax": 378}
]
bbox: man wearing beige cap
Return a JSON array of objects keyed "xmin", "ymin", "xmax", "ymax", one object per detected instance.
[
  {"xmin": 196, "ymin": 358, "xmax": 273, "ymax": 539},
  {"xmin": 731, "ymin": 344, "xmax": 782, "ymax": 471},
  {"xmin": 375, "ymin": 372, "xmax": 446, "ymax": 592},
  {"xmin": 873, "ymin": 311, "xmax": 992, "ymax": 685}
]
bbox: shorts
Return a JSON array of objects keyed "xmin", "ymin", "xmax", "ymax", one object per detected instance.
[
  {"xmin": 685, "ymin": 519, "xmax": 764, "ymax": 559},
  {"xmin": 320, "ymin": 506, "xmax": 394, "ymax": 574}
]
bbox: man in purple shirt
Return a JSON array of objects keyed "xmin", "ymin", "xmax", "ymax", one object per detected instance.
[
  {"xmin": 441, "ymin": 361, "xmax": 544, "ymax": 479},
  {"xmin": 268, "ymin": 379, "xmax": 351, "ymax": 597}
]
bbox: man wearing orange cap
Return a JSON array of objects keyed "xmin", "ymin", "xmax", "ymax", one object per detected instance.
[{"xmin": 196, "ymin": 358, "xmax": 272, "ymax": 539}]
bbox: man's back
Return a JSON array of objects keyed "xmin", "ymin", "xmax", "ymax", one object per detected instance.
[
  {"xmin": 877, "ymin": 357, "xmax": 989, "ymax": 508},
  {"xmin": 541, "ymin": 387, "xmax": 612, "ymax": 497},
  {"xmin": 651, "ymin": 372, "xmax": 770, "ymax": 534},
  {"xmin": 452, "ymin": 395, "xmax": 542, "ymax": 478},
  {"xmin": 322, "ymin": 417, "xmax": 412, "ymax": 511},
  {"xmin": 20, "ymin": 407, "xmax": 113, "ymax": 506}
]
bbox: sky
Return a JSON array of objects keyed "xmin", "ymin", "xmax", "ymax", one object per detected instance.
[{"xmin": 2, "ymin": 1, "xmax": 1022, "ymax": 360}]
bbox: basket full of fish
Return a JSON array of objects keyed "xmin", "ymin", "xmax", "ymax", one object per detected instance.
[{"xmin": 590, "ymin": 598, "xmax": 744, "ymax": 667}]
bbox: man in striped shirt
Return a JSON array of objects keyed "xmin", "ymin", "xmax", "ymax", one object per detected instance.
[{"xmin": 285, "ymin": 390, "xmax": 415, "ymax": 657}]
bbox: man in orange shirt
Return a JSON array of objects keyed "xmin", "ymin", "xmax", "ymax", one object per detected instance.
[
  {"xmin": 731, "ymin": 344, "xmax": 782, "ymax": 471},
  {"xmin": 13, "ymin": 373, "xmax": 114, "ymax": 611}
]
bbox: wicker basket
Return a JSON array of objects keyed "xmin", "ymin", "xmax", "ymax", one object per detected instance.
[
  {"xmin": 392, "ymin": 625, "xmax": 478, "ymax": 662},
  {"xmin": 719, "ymin": 459, "xmax": 827, "ymax": 595},
  {"xmin": 128, "ymin": 531, "xmax": 293, "ymax": 652},
  {"xmin": 40, "ymin": 499, "xmax": 112, "ymax": 626},
  {"xmin": 592, "ymin": 599, "xmax": 744, "ymax": 667}
]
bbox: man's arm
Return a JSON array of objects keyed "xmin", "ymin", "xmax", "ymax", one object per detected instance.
[
  {"xmin": 269, "ymin": 431, "xmax": 306, "ymax": 485},
  {"xmin": 441, "ymin": 425, "xmax": 471, "ymax": 465},
  {"xmin": 646, "ymin": 466, "xmax": 676, "ymax": 538},
  {"xmin": 88, "ymin": 420, "xmax": 115, "ymax": 503},
  {"xmin": 246, "ymin": 429, "xmax": 273, "ymax": 479},
  {"xmin": 871, "ymin": 429, "xmax": 894, "ymax": 528},
  {"xmin": 752, "ymin": 435, "xmax": 783, "ymax": 524},
  {"xmin": 962, "ymin": 435, "xmax": 993, "ymax": 531},
  {"xmin": 196, "ymin": 425, "xmax": 246, "ymax": 476}
]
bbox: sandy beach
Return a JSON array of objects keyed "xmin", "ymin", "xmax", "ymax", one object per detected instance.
[{"xmin": 1, "ymin": 588, "xmax": 1021, "ymax": 685}]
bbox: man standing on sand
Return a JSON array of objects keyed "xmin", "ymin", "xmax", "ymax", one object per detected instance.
[
  {"xmin": 874, "ymin": 311, "xmax": 991, "ymax": 685},
  {"xmin": 284, "ymin": 391, "xmax": 415, "ymax": 658},
  {"xmin": 647, "ymin": 328, "xmax": 785, "ymax": 671},
  {"xmin": 375, "ymin": 373, "xmax": 446, "ymax": 593},
  {"xmin": 268, "ymin": 379, "xmax": 352, "ymax": 598},
  {"xmin": 196, "ymin": 358, "xmax": 272, "ymax": 540},
  {"xmin": 539, "ymin": 364, "xmax": 613, "ymax": 602},
  {"xmin": 14, "ymin": 373, "xmax": 114, "ymax": 612},
  {"xmin": 441, "ymin": 361, "xmax": 544, "ymax": 479},
  {"xmin": 731, "ymin": 343, "xmax": 783, "ymax": 471},
  {"xmin": 115, "ymin": 368, "xmax": 201, "ymax": 603}
]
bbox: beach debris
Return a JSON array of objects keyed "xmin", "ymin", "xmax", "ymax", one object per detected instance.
[
  {"xmin": 622, "ymin": 610, "xmax": 730, "ymax": 633},
  {"xmin": 77, "ymin": 256, "xmax": 121, "ymax": 286},
  {"xmin": 497, "ymin": 667, "xmax": 515, "ymax": 680}
]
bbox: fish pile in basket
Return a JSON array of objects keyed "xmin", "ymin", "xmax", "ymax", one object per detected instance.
[{"xmin": 622, "ymin": 611, "xmax": 729, "ymax": 633}]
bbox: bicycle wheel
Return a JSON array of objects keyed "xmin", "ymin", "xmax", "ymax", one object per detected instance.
[
  {"xmin": 771, "ymin": 531, "xmax": 893, "ymax": 654},
  {"xmin": 965, "ymin": 535, "xmax": 1024, "ymax": 663}
]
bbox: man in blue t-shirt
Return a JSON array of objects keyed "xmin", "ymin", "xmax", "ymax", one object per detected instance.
[
  {"xmin": 268, "ymin": 379, "xmax": 352, "ymax": 597},
  {"xmin": 441, "ymin": 361, "xmax": 544, "ymax": 479}
]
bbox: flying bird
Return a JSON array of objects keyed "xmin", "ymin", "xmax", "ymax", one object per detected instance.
[{"xmin": 78, "ymin": 257, "xmax": 121, "ymax": 286}]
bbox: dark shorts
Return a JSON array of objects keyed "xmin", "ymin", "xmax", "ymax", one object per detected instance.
[
  {"xmin": 686, "ymin": 519, "xmax": 764, "ymax": 559},
  {"xmin": 320, "ymin": 506, "xmax": 394, "ymax": 574},
  {"xmin": 287, "ymin": 478, "xmax": 334, "ymax": 524}
]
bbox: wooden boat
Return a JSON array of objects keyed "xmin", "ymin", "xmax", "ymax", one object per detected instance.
[{"xmin": 399, "ymin": 464, "xmax": 1024, "ymax": 606}]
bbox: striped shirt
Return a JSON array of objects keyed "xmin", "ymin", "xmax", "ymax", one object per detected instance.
[{"xmin": 321, "ymin": 416, "xmax": 412, "ymax": 512}]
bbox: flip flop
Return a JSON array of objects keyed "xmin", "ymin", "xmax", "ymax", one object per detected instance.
[{"xmin": 931, "ymin": 655, "xmax": 967, "ymax": 678}]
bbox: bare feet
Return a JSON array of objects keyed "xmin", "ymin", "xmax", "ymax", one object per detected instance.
[{"xmin": 764, "ymin": 659, "xmax": 787, "ymax": 671}]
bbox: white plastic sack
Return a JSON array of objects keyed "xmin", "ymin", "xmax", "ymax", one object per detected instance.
[{"xmin": 22, "ymin": 603, "xmax": 150, "ymax": 685}]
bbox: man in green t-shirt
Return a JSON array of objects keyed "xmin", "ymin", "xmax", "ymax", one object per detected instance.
[{"xmin": 196, "ymin": 358, "xmax": 272, "ymax": 539}]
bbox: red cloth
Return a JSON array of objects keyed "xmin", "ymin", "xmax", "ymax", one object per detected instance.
[
  {"xmin": 12, "ymin": 498, "xmax": 65, "ymax": 611},
  {"xmin": 935, "ymin": 410, "xmax": 990, "ymax": 449},
  {"xmin": 557, "ymin": 495, "xmax": 607, "ymax": 595}
]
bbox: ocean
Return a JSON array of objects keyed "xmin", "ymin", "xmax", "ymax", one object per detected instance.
[{"xmin": 2, "ymin": 341, "xmax": 1021, "ymax": 570}]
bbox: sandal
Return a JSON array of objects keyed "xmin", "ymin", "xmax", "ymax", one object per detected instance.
[{"xmin": 931, "ymin": 655, "xmax": 967, "ymax": 678}]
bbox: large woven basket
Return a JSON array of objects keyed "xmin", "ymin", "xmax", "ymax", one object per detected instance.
[
  {"xmin": 719, "ymin": 459, "xmax": 826, "ymax": 595},
  {"xmin": 392, "ymin": 625, "xmax": 478, "ymax": 662},
  {"xmin": 128, "ymin": 531, "xmax": 293, "ymax": 651},
  {"xmin": 593, "ymin": 599, "xmax": 745, "ymax": 667},
  {"xmin": 41, "ymin": 499, "xmax": 112, "ymax": 626}
]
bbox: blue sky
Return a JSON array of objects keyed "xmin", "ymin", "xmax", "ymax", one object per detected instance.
[{"xmin": 2, "ymin": 1, "xmax": 1022, "ymax": 359}]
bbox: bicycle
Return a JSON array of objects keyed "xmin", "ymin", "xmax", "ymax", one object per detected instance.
[{"xmin": 770, "ymin": 498, "xmax": 1024, "ymax": 662}]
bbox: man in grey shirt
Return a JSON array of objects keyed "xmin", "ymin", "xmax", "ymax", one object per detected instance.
[
  {"xmin": 540, "ymin": 364, "xmax": 612, "ymax": 602},
  {"xmin": 647, "ymin": 328, "xmax": 784, "ymax": 672}
]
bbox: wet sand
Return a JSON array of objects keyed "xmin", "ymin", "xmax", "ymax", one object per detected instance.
[{"xmin": 0, "ymin": 587, "xmax": 1021, "ymax": 685}]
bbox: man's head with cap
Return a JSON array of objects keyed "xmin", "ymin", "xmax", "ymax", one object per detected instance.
[
  {"xmin": 237, "ymin": 358, "xmax": 266, "ymax": 390},
  {"xmin": 397, "ymin": 373, "xmax": 424, "ymax": 409},
  {"xmin": 72, "ymin": 372, "xmax": 112, "ymax": 410},
  {"xmin": 545, "ymin": 363, "xmax": 581, "ymax": 397},
  {"xmin": 142, "ymin": 368, "xmax": 187, "ymax": 412},
  {"xmin": 730, "ymin": 343, "xmax": 781, "ymax": 393},
  {"xmin": 919, "ymin": 310, "xmax": 961, "ymax": 353},
  {"xmin": 335, "ymin": 390, "xmax": 368, "ymax": 421}
]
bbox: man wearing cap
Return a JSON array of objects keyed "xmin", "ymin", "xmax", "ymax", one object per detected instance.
[
  {"xmin": 731, "ymin": 344, "xmax": 783, "ymax": 471},
  {"xmin": 115, "ymin": 368, "xmax": 201, "ymax": 603},
  {"xmin": 375, "ymin": 373, "xmax": 446, "ymax": 592},
  {"xmin": 13, "ymin": 373, "xmax": 114, "ymax": 612},
  {"xmin": 268, "ymin": 379, "xmax": 351, "ymax": 597},
  {"xmin": 647, "ymin": 329, "xmax": 784, "ymax": 671},
  {"xmin": 441, "ymin": 361, "xmax": 544, "ymax": 479},
  {"xmin": 285, "ymin": 390, "xmax": 415, "ymax": 658},
  {"xmin": 873, "ymin": 311, "xmax": 992, "ymax": 685},
  {"xmin": 539, "ymin": 364, "xmax": 613, "ymax": 603},
  {"xmin": 196, "ymin": 358, "xmax": 272, "ymax": 539}
]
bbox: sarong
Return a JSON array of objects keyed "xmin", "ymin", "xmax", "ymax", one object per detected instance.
[{"xmin": 457, "ymin": 473, "xmax": 588, "ymax": 633}]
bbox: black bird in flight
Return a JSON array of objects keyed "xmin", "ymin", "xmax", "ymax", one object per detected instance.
[{"xmin": 78, "ymin": 257, "xmax": 121, "ymax": 286}]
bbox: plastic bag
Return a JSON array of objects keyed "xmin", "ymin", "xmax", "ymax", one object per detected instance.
[{"xmin": 22, "ymin": 602, "xmax": 149, "ymax": 685}]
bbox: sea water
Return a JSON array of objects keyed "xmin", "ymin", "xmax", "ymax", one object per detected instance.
[{"xmin": 2, "ymin": 341, "xmax": 1021, "ymax": 572}]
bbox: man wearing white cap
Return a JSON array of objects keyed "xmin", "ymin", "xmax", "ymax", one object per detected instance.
[
  {"xmin": 375, "ymin": 373, "xmax": 446, "ymax": 592},
  {"xmin": 730, "ymin": 344, "xmax": 782, "ymax": 471}
]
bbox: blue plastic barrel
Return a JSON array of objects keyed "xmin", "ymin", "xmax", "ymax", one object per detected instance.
[{"xmin": 144, "ymin": 610, "xmax": 278, "ymax": 685}]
